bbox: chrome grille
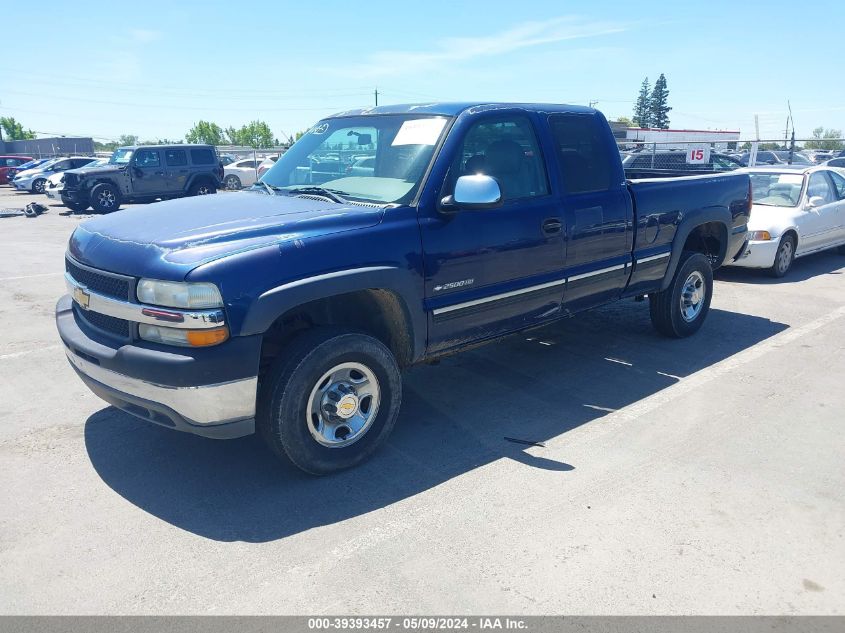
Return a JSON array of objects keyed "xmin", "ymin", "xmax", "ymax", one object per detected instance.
[
  {"xmin": 65, "ymin": 257, "xmax": 131, "ymax": 301},
  {"xmin": 74, "ymin": 304, "xmax": 131, "ymax": 339}
]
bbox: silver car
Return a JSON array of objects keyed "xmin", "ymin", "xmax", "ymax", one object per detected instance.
[{"xmin": 12, "ymin": 156, "xmax": 98, "ymax": 194}]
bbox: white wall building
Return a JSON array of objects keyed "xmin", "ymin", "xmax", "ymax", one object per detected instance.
[{"xmin": 624, "ymin": 128, "xmax": 741, "ymax": 151}]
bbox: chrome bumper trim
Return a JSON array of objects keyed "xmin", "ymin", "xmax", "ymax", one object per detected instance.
[
  {"xmin": 65, "ymin": 273, "xmax": 225, "ymax": 330},
  {"xmin": 65, "ymin": 349, "xmax": 257, "ymax": 425}
]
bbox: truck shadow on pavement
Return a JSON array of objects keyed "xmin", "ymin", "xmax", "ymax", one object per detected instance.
[{"xmin": 84, "ymin": 303, "xmax": 787, "ymax": 542}]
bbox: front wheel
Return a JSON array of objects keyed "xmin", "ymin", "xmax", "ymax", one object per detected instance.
[
  {"xmin": 257, "ymin": 328, "xmax": 402, "ymax": 475},
  {"xmin": 649, "ymin": 252, "xmax": 713, "ymax": 338},
  {"xmin": 90, "ymin": 183, "xmax": 120, "ymax": 213},
  {"xmin": 224, "ymin": 175, "xmax": 241, "ymax": 190},
  {"xmin": 769, "ymin": 234, "xmax": 795, "ymax": 278},
  {"xmin": 32, "ymin": 178, "xmax": 46, "ymax": 194}
]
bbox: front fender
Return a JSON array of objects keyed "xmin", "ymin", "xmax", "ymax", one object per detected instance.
[{"xmin": 239, "ymin": 265, "xmax": 427, "ymax": 362}]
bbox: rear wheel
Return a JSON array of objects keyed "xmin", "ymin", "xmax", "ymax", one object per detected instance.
[
  {"xmin": 189, "ymin": 180, "xmax": 216, "ymax": 196},
  {"xmin": 769, "ymin": 234, "xmax": 795, "ymax": 278},
  {"xmin": 90, "ymin": 183, "xmax": 120, "ymax": 213},
  {"xmin": 257, "ymin": 328, "xmax": 402, "ymax": 475},
  {"xmin": 224, "ymin": 175, "xmax": 241, "ymax": 190},
  {"xmin": 649, "ymin": 252, "xmax": 713, "ymax": 338}
]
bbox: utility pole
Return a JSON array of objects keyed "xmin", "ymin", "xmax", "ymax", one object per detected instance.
[
  {"xmin": 787, "ymin": 101, "xmax": 795, "ymax": 164},
  {"xmin": 588, "ymin": 100, "xmax": 598, "ymax": 108},
  {"xmin": 374, "ymin": 89, "xmax": 379, "ymax": 107}
]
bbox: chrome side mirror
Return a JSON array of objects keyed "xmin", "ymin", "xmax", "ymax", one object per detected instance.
[{"xmin": 441, "ymin": 175, "xmax": 502, "ymax": 211}]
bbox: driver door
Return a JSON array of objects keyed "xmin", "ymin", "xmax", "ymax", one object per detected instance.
[
  {"xmin": 130, "ymin": 149, "xmax": 167, "ymax": 195},
  {"xmin": 799, "ymin": 171, "xmax": 839, "ymax": 252}
]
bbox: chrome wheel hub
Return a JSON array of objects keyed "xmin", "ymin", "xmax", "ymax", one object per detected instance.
[
  {"xmin": 680, "ymin": 270, "xmax": 706, "ymax": 322},
  {"xmin": 307, "ymin": 362, "xmax": 380, "ymax": 448}
]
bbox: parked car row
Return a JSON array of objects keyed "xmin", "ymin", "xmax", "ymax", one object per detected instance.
[{"xmin": 2, "ymin": 144, "xmax": 226, "ymax": 213}]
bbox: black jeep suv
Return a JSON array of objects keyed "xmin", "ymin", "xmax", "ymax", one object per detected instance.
[{"xmin": 62, "ymin": 144, "xmax": 223, "ymax": 213}]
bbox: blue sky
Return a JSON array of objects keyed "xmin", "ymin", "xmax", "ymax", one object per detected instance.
[{"xmin": 2, "ymin": 0, "xmax": 843, "ymax": 143}]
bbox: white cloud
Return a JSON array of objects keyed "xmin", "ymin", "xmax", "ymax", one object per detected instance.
[{"xmin": 347, "ymin": 16, "xmax": 627, "ymax": 78}]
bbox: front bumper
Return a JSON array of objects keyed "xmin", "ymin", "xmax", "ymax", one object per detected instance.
[
  {"xmin": 725, "ymin": 238, "xmax": 780, "ymax": 269},
  {"xmin": 56, "ymin": 294, "xmax": 259, "ymax": 439},
  {"xmin": 45, "ymin": 187, "xmax": 63, "ymax": 200},
  {"xmin": 12, "ymin": 179, "xmax": 32, "ymax": 190}
]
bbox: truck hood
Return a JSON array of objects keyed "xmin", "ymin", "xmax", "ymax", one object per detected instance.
[{"xmin": 68, "ymin": 191, "xmax": 385, "ymax": 280}]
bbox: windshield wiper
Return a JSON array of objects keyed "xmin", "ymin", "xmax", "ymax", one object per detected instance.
[{"xmin": 285, "ymin": 186, "xmax": 348, "ymax": 203}]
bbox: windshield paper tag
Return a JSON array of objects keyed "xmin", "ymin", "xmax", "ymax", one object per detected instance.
[{"xmin": 392, "ymin": 118, "xmax": 446, "ymax": 146}]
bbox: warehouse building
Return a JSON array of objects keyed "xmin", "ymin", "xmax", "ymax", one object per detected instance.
[{"xmin": 0, "ymin": 136, "xmax": 95, "ymax": 157}]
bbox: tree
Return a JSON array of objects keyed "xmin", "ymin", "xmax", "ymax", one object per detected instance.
[
  {"xmin": 224, "ymin": 120, "xmax": 275, "ymax": 148},
  {"xmin": 0, "ymin": 116, "xmax": 36, "ymax": 140},
  {"xmin": 185, "ymin": 120, "xmax": 224, "ymax": 145},
  {"xmin": 649, "ymin": 74, "xmax": 671, "ymax": 129},
  {"xmin": 632, "ymin": 77, "xmax": 651, "ymax": 128},
  {"xmin": 614, "ymin": 116, "xmax": 634, "ymax": 127},
  {"xmin": 805, "ymin": 127, "xmax": 844, "ymax": 151},
  {"xmin": 649, "ymin": 73, "xmax": 672, "ymax": 130},
  {"xmin": 118, "ymin": 134, "xmax": 139, "ymax": 146}
]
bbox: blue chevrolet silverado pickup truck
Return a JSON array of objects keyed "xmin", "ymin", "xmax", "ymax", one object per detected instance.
[{"xmin": 56, "ymin": 103, "xmax": 751, "ymax": 474}]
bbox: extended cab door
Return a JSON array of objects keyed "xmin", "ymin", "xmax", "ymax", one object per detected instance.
[
  {"xmin": 420, "ymin": 111, "xmax": 567, "ymax": 353},
  {"xmin": 547, "ymin": 113, "xmax": 633, "ymax": 312},
  {"xmin": 130, "ymin": 149, "xmax": 167, "ymax": 195}
]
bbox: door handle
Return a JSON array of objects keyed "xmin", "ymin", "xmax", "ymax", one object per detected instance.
[{"xmin": 542, "ymin": 218, "xmax": 563, "ymax": 234}]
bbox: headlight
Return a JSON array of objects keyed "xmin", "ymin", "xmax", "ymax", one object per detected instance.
[
  {"xmin": 747, "ymin": 230, "xmax": 772, "ymax": 241},
  {"xmin": 139, "ymin": 324, "xmax": 229, "ymax": 347},
  {"xmin": 136, "ymin": 279, "xmax": 223, "ymax": 309}
]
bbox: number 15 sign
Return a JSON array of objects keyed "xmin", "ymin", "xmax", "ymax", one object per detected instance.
[{"xmin": 686, "ymin": 144, "xmax": 711, "ymax": 165}]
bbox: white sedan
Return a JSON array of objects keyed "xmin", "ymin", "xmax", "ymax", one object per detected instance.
[
  {"xmin": 223, "ymin": 159, "xmax": 260, "ymax": 190},
  {"xmin": 727, "ymin": 166, "xmax": 845, "ymax": 277}
]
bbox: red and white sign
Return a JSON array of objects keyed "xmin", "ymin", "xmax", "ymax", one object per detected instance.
[{"xmin": 686, "ymin": 145, "xmax": 711, "ymax": 165}]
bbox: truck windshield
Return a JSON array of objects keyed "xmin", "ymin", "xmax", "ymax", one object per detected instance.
[
  {"xmin": 261, "ymin": 115, "xmax": 450, "ymax": 204},
  {"xmin": 749, "ymin": 173, "xmax": 803, "ymax": 207},
  {"xmin": 110, "ymin": 149, "xmax": 134, "ymax": 165}
]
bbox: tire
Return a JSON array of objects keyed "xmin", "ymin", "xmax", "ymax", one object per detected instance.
[
  {"xmin": 769, "ymin": 234, "xmax": 795, "ymax": 278},
  {"xmin": 90, "ymin": 183, "xmax": 120, "ymax": 213},
  {"xmin": 257, "ymin": 328, "xmax": 402, "ymax": 475},
  {"xmin": 189, "ymin": 180, "xmax": 217, "ymax": 196},
  {"xmin": 32, "ymin": 178, "xmax": 46, "ymax": 194},
  {"xmin": 649, "ymin": 252, "xmax": 713, "ymax": 338},
  {"xmin": 224, "ymin": 175, "xmax": 241, "ymax": 190}
]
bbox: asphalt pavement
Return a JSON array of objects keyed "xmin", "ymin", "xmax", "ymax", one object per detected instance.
[{"xmin": 0, "ymin": 186, "xmax": 842, "ymax": 614}]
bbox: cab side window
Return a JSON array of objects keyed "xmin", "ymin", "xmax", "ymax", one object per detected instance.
[
  {"xmin": 828, "ymin": 171, "xmax": 845, "ymax": 200},
  {"xmin": 807, "ymin": 172, "xmax": 834, "ymax": 204},
  {"xmin": 549, "ymin": 113, "xmax": 614, "ymax": 193},
  {"xmin": 452, "ymin": 116, "xmax": 549, "ymax": 201},
  {"xmin": 135, "ymin": 150, "xmax": 161, "ymax": 168},
  {"xmin": 165, "ymin": 150, "xmax": 187, "ymax": 167}
]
